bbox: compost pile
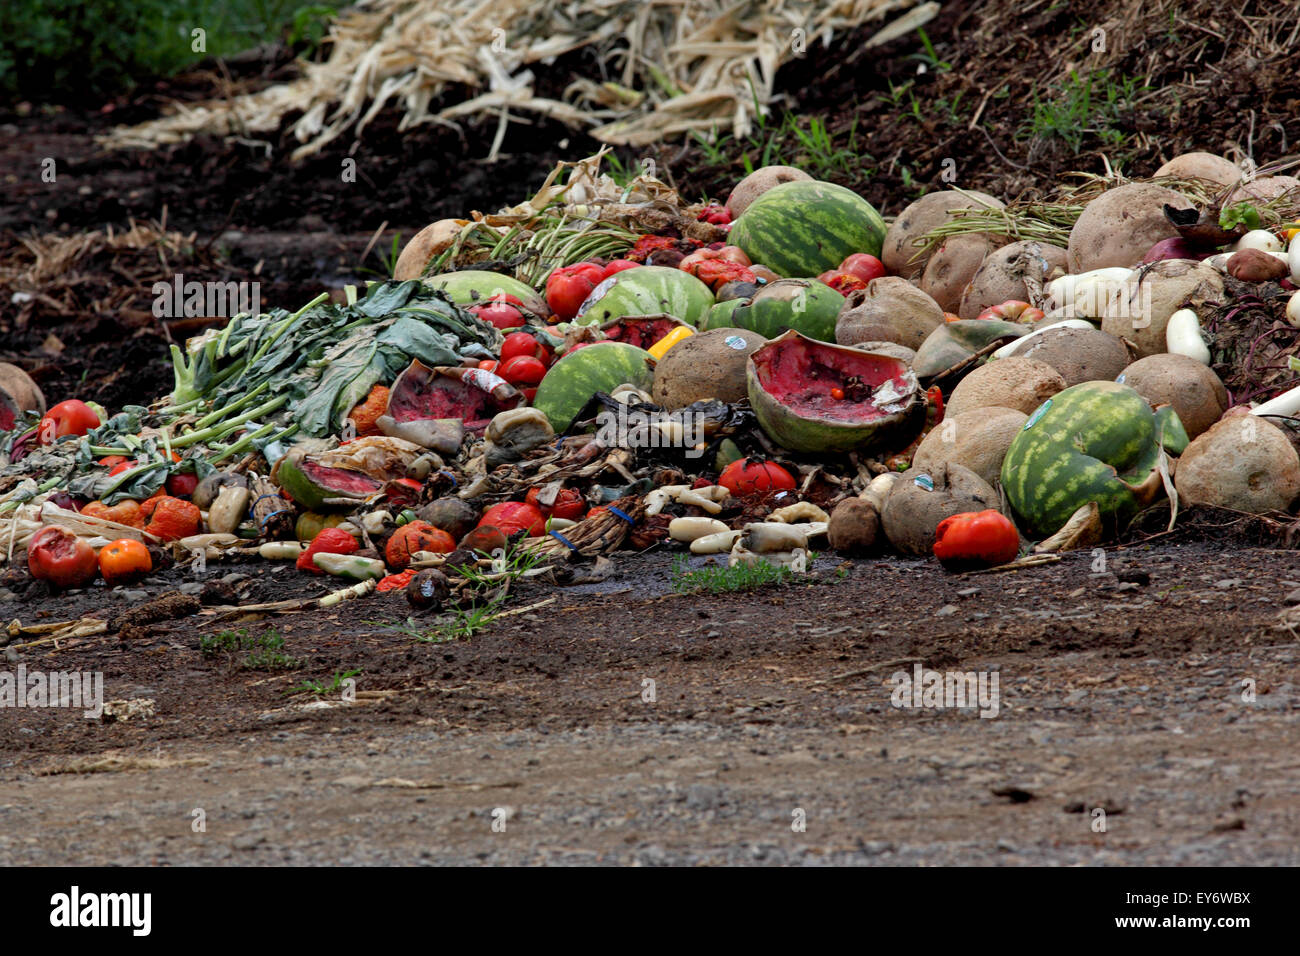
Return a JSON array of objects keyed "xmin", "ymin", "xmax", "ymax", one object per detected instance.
[{"xmin": 7, "ymin": 146, "xmax": 1300, "ymax": 624}]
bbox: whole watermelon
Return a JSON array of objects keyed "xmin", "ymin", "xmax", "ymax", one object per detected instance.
[
  {"xmin": 705, "ymin": 279, "xmax": 842, "ymax": 342},
  {"xmin": 1000, "ymin": 380, "xmax": 1189, "ymax": 538},
  {"xmin": 575, "ymin": 266, "xmax": 714, "ymax": 327},
  {"xmin": 533, "ymin": 342, "xmax": 656, "ymax": 432},
  {"xmin": 730, "ymin": 180, "xmax": 887, "ymax": 278}
]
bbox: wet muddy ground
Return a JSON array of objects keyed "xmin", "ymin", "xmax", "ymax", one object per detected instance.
[{"xmin": 2, "ymin": 540, "xmax": 1297, "ymax": 865}]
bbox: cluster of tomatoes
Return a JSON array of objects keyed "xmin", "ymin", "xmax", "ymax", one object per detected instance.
[{"xmin": 816, "ymin": 253, "xmax": 887, "ymax": 294}]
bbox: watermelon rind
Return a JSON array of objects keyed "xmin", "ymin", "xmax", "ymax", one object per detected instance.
[
  {"xmin": 533, "ymin": 342, "xmax": 656, "ymax": 432},
  {"xmin": 746, "ymin": 330, "xmax": 925, "ymax": 454},
  {"xmin": 575, "ymin": 266, "xmax": 715, "ymax": 327},
  {"xmin": 705, "ymin": 279, "xmax": 842, "ymax": 342},
  {"xmin": 275, "ymin": 450, "xmax": 382, "ymax": 512},
  {"xmin": 421, "ymin": 270, "xmax": 548, "ymax": 319},
  {"xmin": 730, "ymin": 180, "xmax": 887, "ymax": 278},
  {"xmin": 1000, "ymin": 380, "xmax": 1188, "ymax": 537}
]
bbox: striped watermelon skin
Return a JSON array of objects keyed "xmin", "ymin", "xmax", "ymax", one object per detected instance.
[
  {"xmin": 730, "ymin": 181, "xmax": 887, "ymax": 278},
  {"xmin": 575, "ymin": 267, "xmax": 714, "ymax": 327},
  {"xmin": 532, "ymin": 342, "xmax": 656, "ymax": 432},
  {"xmin": 1000, "ymin": 381, "xmax": 1187, "ymax": 537},
  {"xmin": 705, "ymin": 279, "xmax": 842, "ymax": 342}
]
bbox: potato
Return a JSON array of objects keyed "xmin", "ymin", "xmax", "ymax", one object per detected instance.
[
  {"xmin": 393, "ymin": 220, "xmax": 472, "ymax": 279},
  {"xmin": 959, "ymin": 240, "xmax": 1068, "ymax": 319},
  {"xmin": 1174, "ymin": 415, "xmax": 1300, "ymax": 513},
  {"xmin": 0, "ymin": 363, "xmax": 45, "ymax": 421},
  {"xmin": 1228, "ymin": 175, "xmax": 1300, "ymax": 205},
  {"xmin": 881, "ymin": 463, "xmax": 1000, "ymax": 556},
  {"xmin": 911, "ymin": 407, "xmax": 1028, "ymax": 488},
  {"xmin": 652, "ymin": 328, "xmax": 767, "ymax": 409},
  {"xmin": 1154, "ymin": 152, "xmax": 1242, "ymax": 187},
  {"xmin": 835, "ymin": 277, "xmax": 945, "ymax": 351},
  {"xmin": 944, "ymin": 357, "xmax": 1066, "ymax": 418},
  {"xmin": 1067, "ymin": 182, "xmax": 1189, "ymax": 272},
  {"xmin": 919, "ymin": 233, "xmax": 1001, "ymax": 313},
  {"xmin": 882, "ymin": 189, "xmax": 1004, "ymax": 279},
  {"xmin": 1117, "ymin": 353, "xmax": 1228, "ymax": 438},
  {"xmin": 1226, "ymin": 248, "xmax": 1288, "ymax": 282},
  {"xmin": 726, "ymin": 165, "xmax": 813, "ymax": 217},
  {"xmin": 1007, "ymin": 326, "xmax": 1131, "ymax": 386},
  {"xmin": 1099, "ymin": 259, "xmax": 1224, "ymax": 358}
]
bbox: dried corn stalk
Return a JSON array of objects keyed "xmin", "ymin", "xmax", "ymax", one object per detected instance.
[{"xmin": 100, "ymin": 0, "xmax": 936, "ymax": 159}]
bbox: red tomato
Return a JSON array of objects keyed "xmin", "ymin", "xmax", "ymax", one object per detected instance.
[
  {"xmin": 839, "ymin": 253, "xmax": 887, "ymax": 284},
  {"xmin": 933, "ymin": 510, "xmax": 1020, "ymax": 570},
  {"xmin": 521, "ymin": 387, "xmax": 538, "ymax": 403},
  {"xmin": 501, "ymin": 331, "xmax": 548, "ymax": 365},
  {"xmin": 718, "ymin": 459, "xmax": 796, "ymax": 495},
  {"xmin": 817, "ymin": 271, "xmax": 868, "ymax": 294},
  {"xmin": 297, "ymin": 526, "xmax": 360, "ymax": 574},
  {"xmin": 469, "ymin": 302, "xmax": 526, "ymax": 330},
  {"xmin": 166, "ymin": 472, "xmax": 199, "ymax": 498},
  {"xmin": 526, "ymin": 486, "xmax": 586, "ymax": 521},
  {"xmin": 601, "ymin": 259, "xmax": 639, "ymax": 280},
  {"xmin": 477, "ymin": 359, "xmax": 500, "ymax": 372},
  {"xmin": 680, "ymin": 246, "xmax": 751, "ymax": 273},
  {"xmin": 498, "ymin": 355, "xmax": 547, "ymax": 387},
  {"xmin": 27, "ymin": 526, "xmax": 98, "ymax": 588},
  {"xmin": 97, "ymin": 455, "xmax": 130, "ymax": 469},
  {"xmin": 109, "ymin": 459, "xmax": 136, "ymax": 476},
  {"xmin": 545, "ymin": 266, "xmax": 598, "ymax": 320},
  {"xmin": 478, "ymin": 501, "xmax": 545, "ymax": 536},
  {"xmin": 569, "ymin": 261, "xmax": 605, "ymax": 283},
  {"xmin": 38, "ymin": 399, "xmax": 100, "ymax": 443}
]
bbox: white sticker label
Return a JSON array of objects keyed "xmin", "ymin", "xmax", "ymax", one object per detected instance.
[{"xmin": 724, "ymin": 335, "xmax": 747, "ymax": 350}]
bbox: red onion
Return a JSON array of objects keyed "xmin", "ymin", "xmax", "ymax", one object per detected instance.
[{"xmin": 1141, "ymin": 237, "xmax": 1215, "ymax": 263}]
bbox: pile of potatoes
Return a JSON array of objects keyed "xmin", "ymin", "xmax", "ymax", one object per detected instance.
[{"xmin": 825, "ymin": 148, "xmax": 1300, "ymax": 543}]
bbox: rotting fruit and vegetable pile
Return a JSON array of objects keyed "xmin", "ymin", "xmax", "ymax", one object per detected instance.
[{"xmin": 7, "ymin": 148, "xmax": 1300, "ymax": 628}]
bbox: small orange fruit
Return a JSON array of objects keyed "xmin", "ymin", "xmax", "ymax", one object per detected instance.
[{"xmin": 99, "ymin": 538, "xmax": 152, "ymax": 585}]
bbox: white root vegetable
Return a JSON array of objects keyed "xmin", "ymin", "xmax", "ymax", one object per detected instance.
[
  {"xmin": 690, "ymin": 529, "xmax": 742, "ymax": 554},
  {"xmin": 1047, "ymin": 268, "xmax": 1133, "ymax": 313},
  {"xmin": 768, "ymin": 501, "xmax": 829, "ymax": 523},
  {"xmin": 1233, "ymin": 229, "xmax": 1284, "ymax": 253},
  {"xmin": 728, "ymin": 543, "xmax": 807, "ymax": 571},
  {"xmin": 1289, "ymin": 240, "xmax": 1300, "ymax": 285},
  {"xmin": 669, "ymin": 516, "xmax": 729, "ymax": 542},
  {"xmin": 258, "ymin": 540, "xmax": 304, "ymax": 559},
  {"xmin": 677, "ymin": 489, "xmax": 723, "ymax": 514},
  {"xmin": 645, "ymin": 484, "xmax": 689, "ymax": 516},
  {"xmin": 1164, "ymin": 308, "xmax": 1212, "ymax": 365},
  {"xmin": 742, "ymin": 522, "xmax": 810, "ymax": 553},
  {"xmin": 862, "ymin": 472, "xmax": 900, "ymax": 510},
  {"xmin": 991, "ymin": 319, "xmax": 1094, "ymax": 359},
  {"xmin": 1251, "ymin": 382, "xmax": 1300, "ymax": 418}
]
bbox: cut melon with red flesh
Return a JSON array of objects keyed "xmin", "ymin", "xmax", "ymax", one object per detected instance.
[
  {"xmin": 600, "ymin": 315, "xmax": 688, "ymax": 350},
  {"xmin": 747, "ymin": 330, "xmax": 924, "ymax": 453},
  {"xmin": 385, "ymin": 359, "xmax": 520, "ymax": 433}
]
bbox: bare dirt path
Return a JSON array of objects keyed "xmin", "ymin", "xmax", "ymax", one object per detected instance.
[{"xmin": 2, "ymin": 542, "xmax": 1297, "ymax": 865}]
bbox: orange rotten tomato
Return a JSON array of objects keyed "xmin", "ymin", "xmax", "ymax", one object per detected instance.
[
  {"xmin": 526, "ymin": 486, "xmax": 586, "ymax": 521},
  {"xmin": 817, "ymin": 271, "xmax": 868, "ymax": 295},
  {"xmin": 348, "ymin": 384, "xmax": 391, "ymax": 438},
  {"xmin": 98, "ymin": 538, "xmax": 152, "ymax": 585},
  {"xmin": 143, "ymin": 496, "xmax": 201, "ymax": 542},
  {"xmin": 718, "ymin": 459, "xmax": 796, "ymax": 496},
  {"xmin": 27, "ymin": 526, "xmax": 98, "ymax": 589},
  {"xmin": 80, "ymin": 499, "xmax": 145, "ymax": 529},
  {"xmin": 297, "ymin": 526, "xmax": 360, "ymax": 573},
  {"xmin": 384, "ymin": 520, "xmax": 455, "ymax": 569},
  {"xmin": 38, "ymin": 399, "xmax": 100, "ymax": 443},
  {"xmin": 932, "ymin": 509, "xmax": 1020, "ymax": 570},
  {"xmin": 478, "ymin": 501, "xmax": 545, "ymax": 536}
]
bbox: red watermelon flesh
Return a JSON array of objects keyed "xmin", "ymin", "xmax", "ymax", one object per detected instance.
[
  {"xmin": 751, "ymin": 335, "xmax": 909, "ymax": 424},
  {"xmin": 600, "ymin": 315, "xmax": 687, "ymax": 350},
  {"xmin": 386, "ymin": 359, "xmax": 520, "ymax": 433}
]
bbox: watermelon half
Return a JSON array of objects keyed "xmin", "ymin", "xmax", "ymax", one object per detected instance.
[
  {"xmin": 421, "ymin": 270, "xmax": 548, "ymax": 320},
  {"xmin": 275, "ymin": 449, "xmax": 383, "ymax": 511},
  {"xmin": 533, "ymin": 342, "xmax": 656, "ymax": 432},
  {"xmin": 704, "ymin": 279, "xmax": 842, "ymax": 342},
  {"xmin": 575, "ymin": 266, "xmax": 714, "ymax": 327},
  {"xmin": 730, "ymin": 180, "xmax": 887, "ymax": 278},
  {"xmin": 747, "ymin": 330, "xmax": 924, "ymax": 454}
]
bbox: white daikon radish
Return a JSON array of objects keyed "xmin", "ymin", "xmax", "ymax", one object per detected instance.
[
  {"xmin": 1252, "ymin": 383, "xmax": 1300, "ymax": 418},
  {"xmin": 1047, "ymin": 267, "xmax": 1133, "ymax": 311},
  {"xmin": 1289, "ymin": 240, "xmax": 1300, "ymax": 284},
  {"xmin": 991, "ymin": 319, "xmax": 1095, "ymax": 360},
  {"xmin": 1233, "ymin": 229, "xmax": 1284, "ymax": 253},
  {"xmin": 1288, "ymin": 290, "xmax": 1300, "ymax": 328},
  {"xmin": 1164, "ymin": 308, "xmax": 1211, "ymax": 365}
]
